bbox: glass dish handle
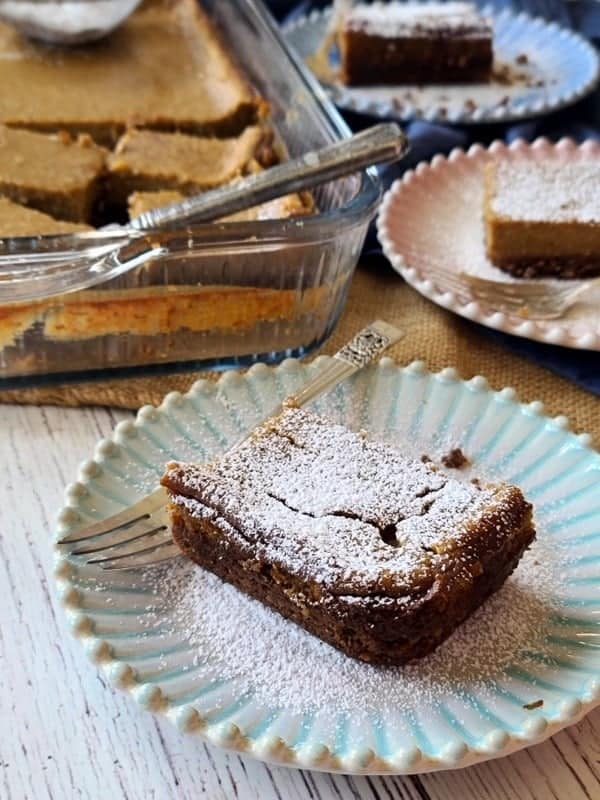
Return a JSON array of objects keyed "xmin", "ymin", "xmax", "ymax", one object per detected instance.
[{"xmin": 0, "ymin": 231, "xmax": 167, "ymax": 305}]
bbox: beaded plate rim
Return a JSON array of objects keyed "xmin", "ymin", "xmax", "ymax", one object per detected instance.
[
  {"xmin": 377, "ymin": 137, "xmax": 600, "ymax": 352},
  {"xmin": 53, "ymin": 358, "xmax": 600, "ymax": 775}
]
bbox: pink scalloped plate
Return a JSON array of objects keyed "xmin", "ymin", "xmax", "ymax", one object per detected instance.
[{"xmin": 377, "ymin": 138, "xmax": 600, "ymax": 351}]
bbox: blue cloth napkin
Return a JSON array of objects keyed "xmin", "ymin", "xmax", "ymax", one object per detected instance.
[{"xmin": 269, "ymin": 0, "xmax": 600, "ymax": 395}]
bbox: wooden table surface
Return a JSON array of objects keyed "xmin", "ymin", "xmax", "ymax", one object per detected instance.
[{"xmin": 1, "ymin": 402, "xmax": 599, "ymax": 800}]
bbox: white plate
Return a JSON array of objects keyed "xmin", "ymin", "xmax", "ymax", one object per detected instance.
[
  {"xmin": 377, "ymin": 137, "xmax": 600, "ymax": 351},
  {"xmin": 284, "ymin": 5, "xmax": 600, "ymax": 124},
  {"xmin": 54, "ymin": 359, "xmax": 600, "ymax": 774}
]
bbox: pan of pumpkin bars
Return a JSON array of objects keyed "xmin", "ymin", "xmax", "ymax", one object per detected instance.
[{"xmin": 0, "ymin": 0, "xmax": 381, "ymax": 387}]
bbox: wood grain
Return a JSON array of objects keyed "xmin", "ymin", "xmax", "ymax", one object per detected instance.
[{"xmin": 1, "ymin": 404, "xmax": 598, "ymax": 800}]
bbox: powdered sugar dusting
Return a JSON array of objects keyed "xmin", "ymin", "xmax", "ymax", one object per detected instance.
[
  {"xmin": 141, "ymin": 407, "xmax": 561, "ymax": 716},
  {"xmin": 345, "ymin": 2, "xmax": 491, "ymax": 38},
  {"xmin": 163, "ymin": 408, "xmax": 513, "ymax": 596},
  {"xmin": 491, "ymin": 159, "xmax": 600, "ymax": 223},
  {"xmin": 146, "ymin": 530, "xmax": 560, "ymax": 714}
]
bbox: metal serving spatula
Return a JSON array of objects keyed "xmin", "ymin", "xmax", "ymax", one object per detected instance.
[{"xmin": 0, "ymin": 123, "xmax": 408, "ymax": 304}]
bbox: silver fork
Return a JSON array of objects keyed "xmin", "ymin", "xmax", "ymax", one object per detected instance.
[
  {"xmin": 426, "ymin": 270, "xmax": 600, "ymax": 320},
  {"xmin": 57, "ymin": 319, "xmax": 404, "ymax": 570}
]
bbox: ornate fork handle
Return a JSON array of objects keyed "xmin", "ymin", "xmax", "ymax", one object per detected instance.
[{"xmin": 234, "ymin": 320, "xmax": 402, "ymax": 448}]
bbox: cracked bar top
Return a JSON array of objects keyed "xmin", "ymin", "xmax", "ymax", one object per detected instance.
[{"xmin": 162, "ymin": 409, "xmax": 526, "ymax": 599}]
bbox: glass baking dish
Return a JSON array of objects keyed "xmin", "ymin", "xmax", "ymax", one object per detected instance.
[{"xmin": 0, "ymin": 0, "xmax": 381, "ymax": 388}]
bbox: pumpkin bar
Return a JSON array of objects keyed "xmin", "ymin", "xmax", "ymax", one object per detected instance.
[
  {"xmin": 0, "ymin": 0, "xmax": 263, "ymax": 146},
  {"xmin": 162, "ymin": 407, "xmax": 535, "ymax": 665},
  {"xmin": 128, "ymin": 191, "xmax": 184, "ymax": 219},
  {"xmin": 0, "ymin": 283, "xmax": 328, "ymax": 351},
  {"xmin": 484, "ymin": 160, "xmax": 600, "ymax": 279},
  {"xmin": 107, "ymin": 127, "xmax": 271, "ymax": 205},
  {"xmin": 0, "ymin": 127, "xmax": 106, "ymax": 223},
  {"xmin": 339, "ymin": 2, "xmax": 493, "ymax": 85},
  {"xmin": 0, "ymin": 196, "xmax": 91, "ymax": 237},
  {"xmin": 40, "ymin": 285, "xmax": 325, "ymax": 341},
  {"xmin": 128, "ymin": 189, "xmax": 313, "ymax": 223}
]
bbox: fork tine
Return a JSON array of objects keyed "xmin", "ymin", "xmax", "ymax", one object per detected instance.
[
  {"xmin": 57, "ymin": 486, "xmax": 167, "ymax": 544},
  {"xmin": 90, "ymin": 540, "xmax": 180, "ymax": 570},
  {"xmin": 438, "ymin": 271, "xmax": 515, "ymax": 300},
  {"xmin": 418, "ymin": 270, "xmax": 467, "ymax": 293},
  {"xmin": 85, "ymin": 529, "xmax": 173, "ymax": 562},
  {"xmin": 467, "ymin": 291, "xmax": 526, "ymax": 312},
  {"xmin": 70, "ymin": 513, "xmax": 169, "ymax": 556},
  {"xmin": 425, "ymin": 271, "xmax": 483, "ymax": 301},
  {"xmin": 457, "ymin": 277, "xmax": 568, "ymax": 318},
  {"xmin": 461, "ymin": 273, "xmax": 563, "ymax": 298},
  {"xmin": 424, "ymin": 269, "xmax": 556, "ymax": 315}
]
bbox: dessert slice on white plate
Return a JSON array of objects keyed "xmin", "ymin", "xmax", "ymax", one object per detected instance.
[
  {"xmin": 484, "ymin": 159, "xmax": 600, "ymax": 279},
  {"xmin": 338, "ymin": 2, "xmax": 493, "ymax": 85}
]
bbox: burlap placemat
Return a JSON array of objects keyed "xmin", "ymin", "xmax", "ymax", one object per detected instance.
[{"xmin": 2, "ymin": 263, "xmax": 598, "ymax": 443}]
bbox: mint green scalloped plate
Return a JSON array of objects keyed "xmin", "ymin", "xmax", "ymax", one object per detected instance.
[{"xmin": 54, "ymin": 359, "xmax": 600, "ymax": 774}]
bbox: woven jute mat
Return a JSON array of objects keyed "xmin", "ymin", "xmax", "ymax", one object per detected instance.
[{"xmin": 2, "ymin": 262, "xmax": 598, "ymax": 443}]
